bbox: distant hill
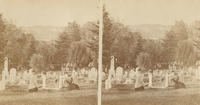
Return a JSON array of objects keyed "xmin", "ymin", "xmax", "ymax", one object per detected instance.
[
  {"xmin": 21, "ymin": 24, "xmax": 170, "ymax": 41},
  {"xmin": 21, "ymin": 26, "xmax": 64, "ymax": 41},
  {"xmin": 130, "ymin": 24, "xmax": 170, "ymax": 39}
]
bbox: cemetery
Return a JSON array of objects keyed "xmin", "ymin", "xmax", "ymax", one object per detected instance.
[
  {"xmin": 1, "ymin": 0, "xmax": 200, "ymax": 105},
  {"xmin": 0, "ymin": 56, "xmax": 200, "ymax": 105},
  {"xmin": 1, "ymin": 56, "xmax": 194, "ymax": 92}
]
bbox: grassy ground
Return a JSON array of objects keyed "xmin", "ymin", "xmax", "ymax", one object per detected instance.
[{"xmin": 0, "ymin": 86, "xmax": 200, "ymax": 105}]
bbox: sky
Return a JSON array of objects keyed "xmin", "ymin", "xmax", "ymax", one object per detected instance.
[{"xmin": 0, "ymin": 0, "xmax": 200, "ymax": 27}]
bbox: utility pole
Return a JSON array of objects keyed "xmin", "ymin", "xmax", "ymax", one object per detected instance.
[{"xmin": 97, "ymin": 0, "xmax": 103, "ymax": 105}]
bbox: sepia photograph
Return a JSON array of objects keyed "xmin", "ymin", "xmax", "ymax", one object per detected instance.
[{"xmin": 0, "ymin": 0, "xmax": 200, "ymax": 105}]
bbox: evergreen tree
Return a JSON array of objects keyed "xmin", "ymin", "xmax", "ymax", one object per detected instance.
[
  {"xmin": 88, "ymin": 7, "xmax": 114, "ymax": 66},
  {"xmin": 55, "ymin": 21, "xmax": 81, "ymax": 65},
  {"xmin": 163, "ymin": 21, "xmax": 189, "ymax": 64}
]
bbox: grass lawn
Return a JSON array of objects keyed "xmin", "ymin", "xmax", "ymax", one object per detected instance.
[{"xmin": 0, "ymin": 86, "xmax": 200, "ymax": 105}]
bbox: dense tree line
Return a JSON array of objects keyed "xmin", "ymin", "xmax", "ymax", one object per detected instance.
[{"xmin": 1, "ymin": 8, "xmax": 200, "ymax": 72}]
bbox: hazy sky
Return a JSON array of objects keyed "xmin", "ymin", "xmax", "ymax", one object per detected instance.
[{"xmin": 0, "ymin": 0, "xmax": 200, "ymax": 26}]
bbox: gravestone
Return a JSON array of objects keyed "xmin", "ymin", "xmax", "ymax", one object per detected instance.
[
  {"xmin": 28, "ymin": 72, "xmax": 38, "ymax": 90},
  {"xmin": 148, "ymin": 70, "xmax": 153, "ymax": 88},
  {"xmin": 10, "ymin": 68, "xmax": 17, "ymax": 83},
  {"xmin": 196, "ymin": 66, "xmax": 200, "ymax": 80},
  {"xmin": 2, "ymin": 57, "xmax": 9, "ymax": 81},
  {"xmin": 109, "ymin": 56, "xmax": 115, "ymax": 79},
  {"xmin": 168, "ymin": 71, "xmax": 175, "ymax": 86},
  {"xmin": 72, "ymin": 70, "xmax": 79, "ymax": 84},
  {"xmin": 178, "ymin": 70, "xmax": 184, "ymax": 82},
  {"xmin": 129, "ymin": 69, "xmax": 136, "ymax": 80},
  {"xmin": 115, "ymin": 67, "xmax": 123, "ymax": 83},
  {"xmin": 0, "ymin": 80, "xmax": 5, "ymax": 91},
  {"xmin": 135, "ymin": 67, "xmax": 144, "ymax": 88},
  {"xmin": 88, "ymin": 67, "xmax": 97, "ymax": 82},
  {"xmin": 58, "ymin": 72, "xmax": 62, "ymax": 89},
  {"xmin": 42, "ymin": 73, "xmax": 46, "ymax": 89},
  {"xmin": 17, "ymin": 71, "xmax": 26, "ymax": 86},
  {"xmin": 105, "ymin": 78, "xmax": 112, "ymax": 89},
  {"xmin": 2, "ymin": 70, "xmax": 7, "ymax": 82},
  {"xmin": 164, "ymin": 72, "xmax": 169, "ymax": 88}
]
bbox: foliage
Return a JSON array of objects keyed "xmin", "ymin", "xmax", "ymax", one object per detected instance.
[
  {"xmin": 29, "ymin": 54, "xmax": 45, "ymax": 72},
  {"xmin": 55, "ymin": 21, "xmax": 81, "ymax": 65},
  {"xmin": 36, "ymin": 41, "xmax": 56, "ymax": 70},
  {"xmin": 176, "ymin": 40, "xmax": 197, "ymax": 67},
  {"xmin": 3, "ymin": 24, "xmax": 36, "ymax": 69},
  {"xmin": 162, "ymin": 21, "xmax": 189, "ymax": 64},
  {"xmin": 69, "ymin": 41, "xmax": 93, "ymax": 68},
  {"xmin": 87, "ymin": 7, "xmax": 115, "ymax": 66},
  {"xmin": 1, "ymin": 10, "xmax": 200, "ymax": 71},
  {"xmin": 136, "ymin": 40, "xmax": 163, "ymax": 70},
  {"xmin": 111, "ymin": 31, "xmax": 143, "ymax": 68},
  {"xmin": 136, "ymin": 52, "xmax": 151, "ymax": 70},
  {"xmin": 0, "ymin": 14, "xmax": 6, "ymax": 70}
]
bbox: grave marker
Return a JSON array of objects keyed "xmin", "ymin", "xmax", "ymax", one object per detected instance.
[
  {"xmin": 115, "ymin": 67, "xmax": 123, "ymax": 83},
  {"xmin": 10, "ymin": 68, "xmax": 17, "ymax": 83},
  {"xmin": 88, "ymin": 67, "xmax": 97, "ymax": 82},
  {"xmin": 109, "ymin": 56, "xmax": 115, "ymax": 79}
]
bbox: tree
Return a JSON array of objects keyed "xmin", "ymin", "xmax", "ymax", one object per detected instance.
[
  {"xmin": 136, "ymin": 40, "xmax": 163, "ymax": 70},
  {"xmin": 0, "ymin": 14, "xmax": 6, "ymax": 70},
  {"xmin": 36, "ymin": 41, "xmax": 56, "ymax": 71},
  {"xmin": 67, "ymin": 21, "xmax": 81, "ymax": 41},
  {"xmin": 136, "ymin": 52, "xmax": 151, "ymax": 70},
  {"xmin": 111, "ymin": 31, "xmax": 143, "ymax": 68},
  {"xmin": 29, "ymin": 54, "xmax": 45, "ymax": 72},
  {"xmin": 69, "ymin": 41, "xmax": 93, "ymax": 68},
  {"xmin": 176, "ymin": 40, "xmax": 197, "ymax": 67},
  {"xmin": 163, "ymin": 21, "xmax": 189, "ymax": 64},
  {"xmin": 55, "ymin": 21, "xmax": 81, "ymax": 65},
  {"xmin": 88, "ymin": 7, "xmax": 115, "ymax": 66},
  {"xmin": 2, "ymin": 24, "xmax": 37, "ymax": 69},
  {"xmin": 191, "ymin": 21, "xmax": 200, "ymax": 60}
]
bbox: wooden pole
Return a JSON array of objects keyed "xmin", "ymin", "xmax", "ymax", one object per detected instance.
[{"xmin": 98, "ymin": 0, "xmax": 103, "ymax": 105}]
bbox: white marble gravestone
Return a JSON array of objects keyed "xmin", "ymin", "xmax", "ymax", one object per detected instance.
[
  {"xmin": 164, "ymin": 72, "xmax": 169, "ymax": 88},
  {"xmin": 42, "ymin": 73, "xmax": 46, "ymax": 89},
  {"xmin": 28, "ymin": 72, "xmax": 38, "ymax": 89},
  {"xmin": 148, "ymin": 70, "xmax": 153, "ymax": 88},
  {"xmin": 58, "ymin": 72, "xmax": 62, "ymax": 89},
  {"xmin": 129, "ymin": 69, "xmax": 136, "ymax": 79},
  {"xmin": 135, "ymin": 67, "xmax": 144, "ymax": 88},
  {"xmin": 115, "ymin": 67, "xmax": 123, "ymax": 82},
  {"xmin": 105, "ymin": 78, "xmax": 112, "ymax": 89},
  {"xmin": 88, "ymin": 67, "xmax": 97, "ymax": 81},
  {"xmin": 10, "ymin": 68, "xmax": 17, "ymax": 83}
]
